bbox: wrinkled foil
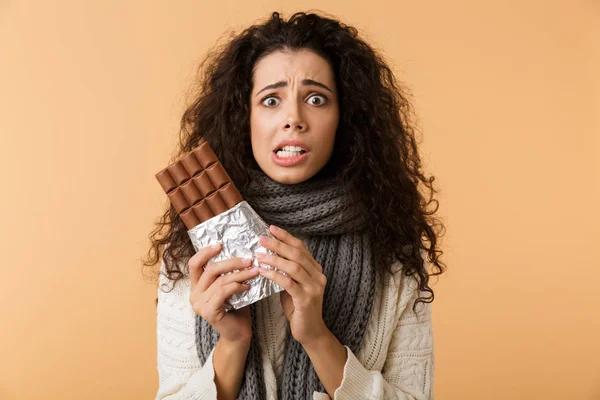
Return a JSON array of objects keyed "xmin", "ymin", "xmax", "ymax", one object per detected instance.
[{"xmin": 187, "ymin": 200, "xmax": 285, "ymax": 311}]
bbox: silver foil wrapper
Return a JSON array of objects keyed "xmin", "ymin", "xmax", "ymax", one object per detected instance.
[{"xmin": 187, "ymin": 200, "xmax": 285, "ymax": 311}]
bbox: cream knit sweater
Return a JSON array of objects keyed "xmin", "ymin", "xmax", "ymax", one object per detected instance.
[{"xmin": 155, "ymin": 258, "xmax": 435, "ymax": 400}]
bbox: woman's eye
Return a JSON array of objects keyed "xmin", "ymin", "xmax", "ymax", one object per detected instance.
[
  {"xmin": 307, "ymin": 94, "xmax": 327, "ymax": 106},
  {"xmin": 261, "ymin": 94, "xmax": 327, "ymax": 107},
  {"xmin": 261, "ymin": 96, "xmax": 280, "ymax": 107}
]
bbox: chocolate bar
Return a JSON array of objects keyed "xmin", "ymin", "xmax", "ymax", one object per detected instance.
[
  {"xmin": 154, "ymin": 138, "xmax": 285, "ymax": 311},
  {"xmin": 155, "ymin": 139, "xmax": 244, "ymax": 228}
]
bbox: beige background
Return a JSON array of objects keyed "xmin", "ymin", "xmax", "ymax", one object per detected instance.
[{"xmin": 1, "ymin": 1, "xmax": 598, "ymax": 399}]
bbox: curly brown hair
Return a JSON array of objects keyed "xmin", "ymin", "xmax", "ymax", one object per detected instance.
[{"xmin": 142, "ymin": 11, "xmax": 446, "ymax": 313}]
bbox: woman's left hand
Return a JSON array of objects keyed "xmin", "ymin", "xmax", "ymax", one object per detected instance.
[{"xmin": 256, "ymin": 225, "xmax": 329, "ymax": 346}]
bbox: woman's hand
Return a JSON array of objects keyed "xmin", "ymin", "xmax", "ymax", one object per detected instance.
[
  {"xmin": 256, "ymin": 225, "xmax": 329, "ymax": 346},
  {"xmin": 188, "ymin": 243, "xmax": 260, "ymax": 345}
]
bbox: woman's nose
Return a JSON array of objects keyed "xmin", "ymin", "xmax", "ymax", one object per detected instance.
[
  {"xmin": 283, "ymin": 102, "xmax": 306, "ymax": 131},
  {"xmin": 284, "ymin": 121, "xmax": 306, "ymax": 131}
]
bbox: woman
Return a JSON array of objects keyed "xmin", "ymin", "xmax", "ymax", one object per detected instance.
[{"xmin": 145, "ymin": 11, "xmax": 446, "ymax": 400}]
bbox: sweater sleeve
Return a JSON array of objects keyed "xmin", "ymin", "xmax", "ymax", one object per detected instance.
[
  {"xmin": 155, "ymin": 259, "xmax": 219, "ymax": 400},
  {"xmin": 329, "ymin": 275, "xmax": 435, "ymax": 400}
]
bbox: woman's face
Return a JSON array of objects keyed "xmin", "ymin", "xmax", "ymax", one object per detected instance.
[{"xmin": 249, "ymin": 49, "xmax": 339, "ymax": 184}]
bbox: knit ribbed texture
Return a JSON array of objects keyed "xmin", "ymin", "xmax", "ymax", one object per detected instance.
[
  {"xmin": 155, "ymin": 256, "xmax": 435, "ymax": 399},
  {"xmin": 194, "ymin": 169, "xmax": 377, "ymax": 400}
]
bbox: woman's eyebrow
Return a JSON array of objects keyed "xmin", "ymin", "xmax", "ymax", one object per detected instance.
[{"xmin": 255, "ymin": 79, "xmax": 333, "ymax": 97}]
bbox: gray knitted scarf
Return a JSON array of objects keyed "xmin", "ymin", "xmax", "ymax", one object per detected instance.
[{"xmin": 195, "ymin": 168, "xmax": 377, "ymax": 399}]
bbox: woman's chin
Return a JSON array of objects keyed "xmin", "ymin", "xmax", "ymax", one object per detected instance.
[{"xmin": 263, "ymin": 166, "xmax": 317, "ymax": 185}]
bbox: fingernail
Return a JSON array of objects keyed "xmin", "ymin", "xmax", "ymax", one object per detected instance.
[
  {"xmin": 270, "ymin": 225, "xmax": 279, "ymax": 233},
  {"xmin": 241, "ymin": 257, "xmax": 252, "ymax": 265},
  {"xmin": 256, "ymin": 252, "xmax": 266, "ymax": 260},
  {"xmin": 260, "ymin": 236, "xmax": 269, "ymax": 245},
  {"xmin": 211, "ymin": 243, "xmax": 221, "ymax": 250}
]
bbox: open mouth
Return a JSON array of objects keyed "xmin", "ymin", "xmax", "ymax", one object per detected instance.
[
  {"xmin": 274, "ymin": 146, "xmax": 308, "ymax": 157},
  {"xmin": 274, "ymin": 148, "xmax": 307, "ymax": 154},
  {"xmin": 271, "ymin": 147, "xmax": 309, "ymax": 166}
]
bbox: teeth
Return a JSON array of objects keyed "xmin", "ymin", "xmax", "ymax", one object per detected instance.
[
  {"xmin": 275, "ymin": 145, "xmax": 307, "ymax": 158},
  {"xmin": 276, "ymin": 150, "xmax": 304, "ymax": 158},
  {"xmin": 280, "ymin": 145, "xmax": 304, "ymax": 152}
]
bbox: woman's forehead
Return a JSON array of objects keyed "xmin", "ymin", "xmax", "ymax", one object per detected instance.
[{"xmin": 252, "ymin": 49, "xmax": 335, "ymax": 89}]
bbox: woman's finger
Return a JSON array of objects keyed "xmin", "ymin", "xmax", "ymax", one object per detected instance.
[
  {"xmin": 198, "ymin": 257, "xmax": 254, "ymax": 293},
  {"xmin": 268, "ymin": 225, "xmax": 310, "ymax": 256},
  {"xmin": 259, "ymin": 234, "xmax": 319, "ymax": 278},
  {"xmin": 256, "ymin": 252, "xmax": 313, "ymax": 286},
  {"xmin": 204, "ymin": 266, "xmax": 260, "ymax": 298},
  {"xmin": 267, "ymin": 225, "xmax": 322, "ymax": 274},
  {"xmin": 207, "ymin": 282, "xmax": 252, "ymax": 312},
  {"xmin": 188, "ymin": 243, "xmax": 222, "ymax": 292},
  {"xmin": 216, "ymin": 266, "xmax": 260, "ymax": 286},
  {"xmin": 258, "ymin": 266, "xmax": 303, "ymax": 298}
]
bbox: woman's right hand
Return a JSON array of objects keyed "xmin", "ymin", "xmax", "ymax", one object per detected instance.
[{"xmin": 188, "ymin": 243, "xmax": 260, "ymax": 345}]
